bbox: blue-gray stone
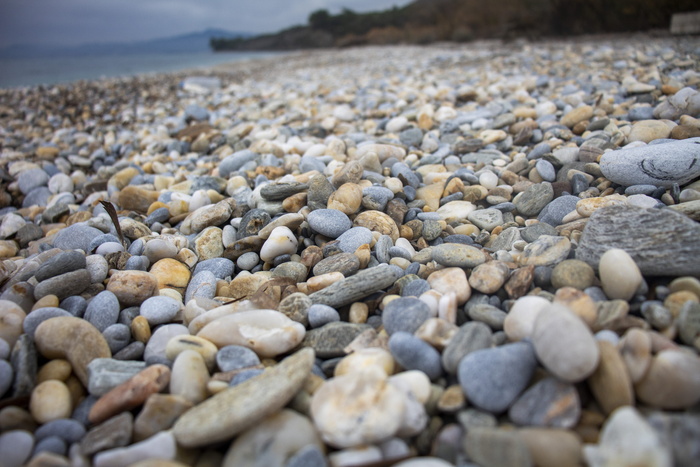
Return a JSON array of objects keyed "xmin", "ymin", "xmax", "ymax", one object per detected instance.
[
  {"xmin": 18, "ymin": 168, "xmax": 50, "ymax": 195},
  {"xmin": 401, "ymin": 278, "xmax": 430, "ymax": 297},
  {"xmin": 299, "ymin": 155, "xmax": 327, "ymax": 174},
  {"xmin": 0, "ymin": 360, "xmax": 13, "ymax": 397},
  {"xmin": 34, "ymin": 250, "xmax": 86, "ymax": 282},
  {"xmin": 192, "ymin": 258, "xmax": 234, "ymax": 279},
  {"xmin": 102, "ymin": 324, "xmax": 131, "ymax": 354},
  {"xmin": 219, "ymin": 150, "xmax": 258, "ymax": 178},
  {"xmin": 389, "ymin": 332, "xmax": 442, "ymax": 380},
  {"xmin": 23, "ymin": 307, "xmax": 72, "ymax": 338},
  {"xmin": 53, "ymin": 223, "xmax": 104, "ymax": 252},
  {"xmin": 600, "ymin": 139, "xmax": 700, "ymax": 188},
  {"xmin": 139, "ymin": 296, "xmax": 181, "ymax": 326},
  {"xmin": 535, "ymin": 159, "xmax": 556, "ymax": 182},
  {"xmin": 125, "ymin": 255, "xmax": 149, "ymax": 271},
  {"xmin": 628, "ymin": 106, "xmax": 655, "ymax": 121},
  {"xmin": 216, "ymin": 345, "xmax": 261, "ymax": 372},
  {"xmin": 307, "ymin": 304, "xmax": 340, "ymax": 328},
  {"xmin": 458, "ymin": 341, "xmax": 538, "ymax": 413},
  {"xmin": 391, "ymin": 163, "xmax": 421, "ymax": 189},
  {"xmin": 337, "ymin": 227, "xmax": 373, "ymax": 253},
  {"xmin": 229, "ymin": 368, "xmax": 264, "ymax": 386},
  {"xmin": 514, "ymin": 183, "xmax": 554, "ymax": 217},
  {"xmin": 382, "ymin": 297, "xmax": 430, "ymax": 335},
  {"xmin": 285, "ymin": 445, "xmax": 328, "ymax": 467},
  {"xmin": 128, "ymin": 238, "xmax": 145, "ymax": 256},
  {"xmin": 184, "ymin": 104, "xmax": 209, "ymax": 121},
  {"xmin": 84, "ymin": 290, "xmax": 120, "ymax": 332},
  {"xmin": 389, "ymin": 246, "xmax": 412, "ymax": 261},
  {"xmin": 537, "ymin": 195, "xmax": 579, "ymax": 226},
  {"xmin": 34, "ymin": 418, "xmax": 86, "ymax": 444},
  {"xmin": 570, "ymin": 173, "xmax": 589, "ymax": 194},
  {"xmin": 113, "ymin": 341, "xmax": 145, "ymax": 361},
  {"xmin": 184, "ymin": 270, "xmax": 217, "ymax": 303},
  {"xmin": 527, "ymin": 142, "xmax": 551, "ymax": 160},
  {"xmin": 236, "ymin": 252, "xmax": 260, "ymax": 271},
  {"xmin": 374, "ymin": 235, "xmax": 392, "ymax": 264},
  {"xmin": 22, "ymin": 186, "xmax": 51, "ymax": 208},
  {"xmin": 443, "ymin": 234, "xmax": 475, "ymax": 245},
  {"xmin": 399, "ymin": 127, "xmax": 423, "ymax": 147},
  {"xmin": 307, "ymin": 209, "xmax": 352, "ymax": 239},
  {"xmin": 145, "ymin": 207, "xmax": 170, "ymax": 226},
  {"xmin": 118, "ymin": 307, "xmax": 140, "ymax": 326},
  {"xmin": 32, "ymin": 436, "xmax": 67, "ymax": 457},
  {"xmin": 59, "ymin": 295, "xmax": 87, "ymax": 318},
  {"xmin": 362, "ymin": 186, "xmax": 395, "ymax": 211},
  {"xmin": 625, "ymin": 184, "xmax": 660, "ymax": 196}
]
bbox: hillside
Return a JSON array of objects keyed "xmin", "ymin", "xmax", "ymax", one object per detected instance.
[{"xmin": 211, "ymin": 0, "xmax": 699, "ymax": 51}]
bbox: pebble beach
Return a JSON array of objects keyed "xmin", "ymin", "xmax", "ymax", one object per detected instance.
[{"xmin": 1, "ymin": 34, "xmax": 700, "ymax": 466}]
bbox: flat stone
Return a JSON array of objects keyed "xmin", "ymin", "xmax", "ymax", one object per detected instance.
[
  {"xmin": 519, "ymin": 235, "xmax": 571, "ymax": 267},
  {"xmin": 514, "ymin": 183, "xmax": 554, "ymax": 217},
  {"xmin": 173, "ymin": 348, "xmax": 315, "ymax": 448},
  {"xmin": 93, "ymin": 430, "xmax": 176, "ymax": 467},
  {"xmin": 431, "ymin": 243, "xmax": 486, "ymax": 268},
  {"xmin": 464, "ymin": 427, "xmax": 533, "ymax": 467},
  {"xmin": 80, "ymin": 412, "xmax": 133, "ymax": 457},
  {"xmin": 467, "ymin": 208, "xmax": 503, "ymax": 231},
  {"xmin": 508, "ymin": 377, "xmax": 580, "ymax": 428},
  {"xmin": 302, "ymin": 322, "xmax": 372, "ymax": 358},
  {"xmin": 34, "ymin": 250, "xmax": 86, "ymax": 282},
  {"xmin": 133, "ymin": 394, "xmax": 192, "ymax": 442},
  {"xmin": 442, "ymin": 321, "xmax": 493, "ymax": 374},
  {"xmin": 33, "ymin": 269, "xmax": 91, "ymax": 301},
  {"xmin": 458, "ymin": 341, "xmax": 537, "ymax": 413},
  {"xmin": 87, "ymin": 358, "xmax": 147, "ymax": 396},
  {"xmin": 600, "ymin": 139, "xmax": 700, "ymax": 188},
  {"xmin": 309, "ymin": 264, "xmax": 400, "ymax": 308},
  {"xmin": 576, "ymin": 204, "xmax": 700, "ymax": 276},
  {"xmin": 312, "ymin": 252, "xmax": 359, "ymax": 277}
]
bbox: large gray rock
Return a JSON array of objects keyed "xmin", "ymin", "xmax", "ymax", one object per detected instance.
[
  {"xmin": 576, "ymin": 204, "xmax": 700, "ymax": 276},
  {"xmin": 600, "ymin": 139, "xmax": 700, "ymax": 188}
]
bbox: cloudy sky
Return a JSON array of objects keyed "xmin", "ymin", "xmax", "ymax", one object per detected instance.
[{"xmin": 0, "ymin": 0, "xmax": 413, "ymax": 48}]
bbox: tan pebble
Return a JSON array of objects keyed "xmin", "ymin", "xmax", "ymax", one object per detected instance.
[
  {"xmin": 36, "ymin": 359, "xmax": 72, "ymax": 383},
  {"xmin": 598, "ymin": 248, "xmax": 642, "ymax": 301},
  {"xmin": 117, "ymin": 186, "xmax": 159, "ymax": 214},
  {"xmin": 561, "ymin": 105, "xmax": 594, "ymax": 128},
  {"xmin": 0, "ymin": 241, "xmax": 19, "ymax": 258},
  {"xmin": 618, "ymin": 328, "xmax": 652, "ymax": 383},
  {"xmin": 170, "ymin": 350, "xmax": 209, "ymax": 405},
  {"xmin": 0, "ymin": 299, "xmax": 26, "ymax": 348},
  {"xmin": 65, "ymin": 374, "xmax": 84, "ymax": 408},
  {"xmin": 282, "ymin": 192, "xmax": 307, "ymax": 212},
  {"xmin": 518, "ymin": 428, "xmax": 583, "ymax": 467},
  {"xmin": 89, "ymin": 364, "xmax": 171, "ymax": 424},
  {"xmin": 31, "ymin": 294, "xmax": 60, "ymax": 311},
  {"xmin": 165, "ymin": 335, "xmax": 218, "ymax": 371},
  {"xmin": 415, "ymin": 318, "xmax": 458, "ymax": 350},
  {"xmin": 635, "ymin": 350, "xmax": 700, "ymax": 409},
  {"xmin": 628, "ymin": 119, "xmax": 673, "ymax": 143},
  {"xmin": 207, "ymin": 379, "xmax": 229, "ymax": 395},
  {"xmin": 327, "ymin": 183, "xmax": 362, "ymax": 215},
  {"xmin": 468, "ymin": 261, "xmax": 509, "ymax": 294},
  {"xmin": 30, "ymin": 380, "xmax": 72, "ymax": 424},
  {"xmin": 146, "ymin": 201, "xmax": 168, "ymax": 215},
  {"xmin": 149, "ymin": 258, "xmax": 191, "ymax": 294},
  {"xmin": 587, "ymin": 341, "xmax": 634, "ymax": 415},
  {"xmin": 131, "ymin": 316, "xmax": 151, "ymax": 344},
  {"xmin": 109, "ymin": 167, "xmax": 139, "ymax": 190},
  {"xmin": 227, "ymin": 274, "xmax": 267, "ymax": 300},
  {"xmin": 663, "ymin": 290, "xmax": 699, "ymax": 318},
  {"xmin": 551, "ymin": 260, "xmax": 596, "ymax": 290},
  {"xmin": 307, "ymin": 272, "xmax": 345, "ymax": 293},
  {"xmin": 437, "ymin": 384, "xmax": 465, "ymax": 413},
  {"xmin": 349, "ymin": 302, "xmax": 368, "ymax": 324},
  {"xmin": 194, "ymin": 227, "xmax": 224, "ymax": 261},
  {"xmin": 354, "ymin": 243, "xmax": 371, "ymax": 269},
  {"xmin": 106, "ymin": 270, "xmax": 159, "ymax": 307},
  {"xmin": 453, "ymin": 224, "xmax": 480, "ymax": 236},
  {"xmin": 427, "ymin": 267, "xmax": 471, "ymax": 304},
  {"xmin": 553, "ymin": 287, "xmax": 597, "ymax": 328},
  {"xmin": 353, "ymin": 210, "xmax": 400, "ymax": 241},
  {"xmin": 34, "ymin": 316, "xmax": 111, "ymax": 386},
  {"xmin": 415, "ymin": 183, "xmax": 445, "ymax": 211},
  {"xmin": 669, "ymin": 276, "xmax": 700, "ymax": 297},
  {"xmin": 334, "ymin": 347, "xmax": 395, "ymax": 377},
  {"xmin": 576, "ymin": 195, "xmax": 627, "ymax": 217}
]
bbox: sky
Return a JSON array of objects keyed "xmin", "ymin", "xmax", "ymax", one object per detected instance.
[{"xmin": 0, "ymin": 0, "xmax": 414, "ymax": 48}]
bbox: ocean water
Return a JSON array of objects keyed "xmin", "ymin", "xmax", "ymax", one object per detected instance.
[{"xmin": 0, "ymin": 51, "xmax": 282, "ymax": 88}]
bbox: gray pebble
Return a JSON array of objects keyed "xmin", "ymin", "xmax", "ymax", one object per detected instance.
[
  {"xmin": 388, "ymin": 331, "xmax": 442, "ymax": 380},
  {"xmin": 32, "ymin": 436, "xmax": 66, "ymax": 457},
  {"xmin": 53, "ymin": 223, "xmax": 104, "ymax": 252},
  {"xmin": 34, "ymin": 250, "xmax": 86, "ymax": 282},
  {"xmin": 442, "ymin": 322, "xmax": 493, "ymax": 375},
  {"xmin": 193, "ymin": 257, "xmax": 235, "ymax": 279},
  {"xmin": 102, "ymin": 324, "xmax": 131, "ymax": 354},
  {"xmin": 34, "ymin": 418, "xmax": 86, "ymax": 444},
  {"xmin": 113, "ymin": 341, "xmax": 145, "ymax": 361},
  {"xmin": 229, "ymin": 368, "xmax": 265, "ymax": 386},
  {"xmin": 0, "ymin": 430, "xmax": 35, "ymax": 467},
  {"xmin": 139, "ymin": 296, "xmax": 182, "ymax": 326},
  {"xmin": 22, "ymin": 186, "xmax": 51, "ymax": 208},
  {"xmin": 86, "ymin": 254, "xmax": 109, "ymax": 283},
  {"xmin": 307, "ymin": 304, "xmax": 341, "ymax": 328},
  {"xmin": 34, "ymin": 269, "xmax": 90, "ymax": 303},
  {"xmin": 87, "ymin": 358, "xmax": 146, "ymax": 396},
  {"xmin": 236, "ymin": 251, "xmax": 260, "ymax": 270},
  {"xmin": 0, "ymin": 360, "xmax": 13, "ymax": 397},
  {"xmin": 124, "ymin": 255, "xmax": 149, "ymax": 271},
  {"xmin": 537, "ymin": 195, "xmax": 579, "ymax": 226},
  {"xmin": 59, "ymin": 295, "xmax": 87, "ymax": 318},
  {"xmin": 18, "ymin": 168, "xmax": 49, "ymax": 195},
  {"xmin": 458, "ymin": 341, "xmax": 538, "ymax": 413},
  {"xmin": 535, "ymin": 159, "xmax": 556, "ymax": 182},
  {"xmin": 374, "ymin": 235, "xmax": 392, "ymax": 264},
  {"xmin": 521, "ymin": 223, "xmax": 557, "ymax": 243},
  {"xmin": 23, "ymin": 307, "xmax": 72, "ymax": 338},
  {"xmin": 84, "ymin": 290, "xmax": 120, "ymax": 332},
  {"xmin": 382, "ymin": 297, "xmax": 430, "ymax": 335},
  {"xmin": 514, "ymin": 183, "xmax": 554, "ymax": 217},
  {"xmin": 216, "ymin": 345, "xmax": 261, "ymax": 372},
  {"xmin": 184, "ymin": 270, "xmax": 217, "ymax": 303},
  {"xmin": 0, "ymin": 339, "xmax": 10, "ymax": 360},
  {"xmin": 144, "ymin": 324, "xmax": 188, "ymax": 366},
  {"xmin": 337, "ymin": 226, "xmax": 373, "ymax": 253},
  {"xmin": 362, "ymin": 186, "xmax": 394, "ymax": 211},
  {"xmin": 467, "ymin": 209, "xmax": 504, "ymax": 231},
  {"xmin": 306, "ymin": 209, "xmax": 352, "ymax": 240},
  {"xmin": 401, "ymin": 278, "xmax": 431, "ymax": 297}
]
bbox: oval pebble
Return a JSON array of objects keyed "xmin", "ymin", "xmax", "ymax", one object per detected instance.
[{"xmin": 388, "ymin": 332, "xmax": 442, "ymax": 381}]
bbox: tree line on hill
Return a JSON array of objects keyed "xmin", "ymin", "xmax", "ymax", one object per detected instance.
[{"xmin": 209, "ymin": 0, "xmax": 698, "ymax": 51}]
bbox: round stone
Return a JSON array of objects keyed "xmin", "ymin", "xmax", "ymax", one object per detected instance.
[
  {"xmin": 382, "ymin": 297, "xmax": 431, "ymax": 335},
  {"xmin": 389, "ymin": 332, "xmax": 442, "ymax": 381},
  {"xmin": 307, "ymin": 209, "xmax": 352, "ymax": 239},
  {"xmin": 551, "ymin": 259, "xmax": 596, "ymax": 290},
  {"xmin": 216, "ymin": 345, "xmax": 261, "ymax": 372},
  {"xmin": 84, "ymin": 290, "xmax": 120, "ymax": 332},
  {"xmin": 308, "ymin": 304, "xmax": 341, "ymax": 328},
  {"xmin": 599, "ymin": 248, "xmax": 642, "ymax": 301},
  {"xmin": 139, "ymin": 296, "xmax": 182, "ymax": 326},
  {"xmin": 30, "ymin": 380, "xmax": 72, "ymax": 424}
]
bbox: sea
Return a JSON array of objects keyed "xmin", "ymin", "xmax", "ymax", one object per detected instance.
[{"xmin": 0, "ymin": 51, "xmax": 283, "ymax": 89}]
